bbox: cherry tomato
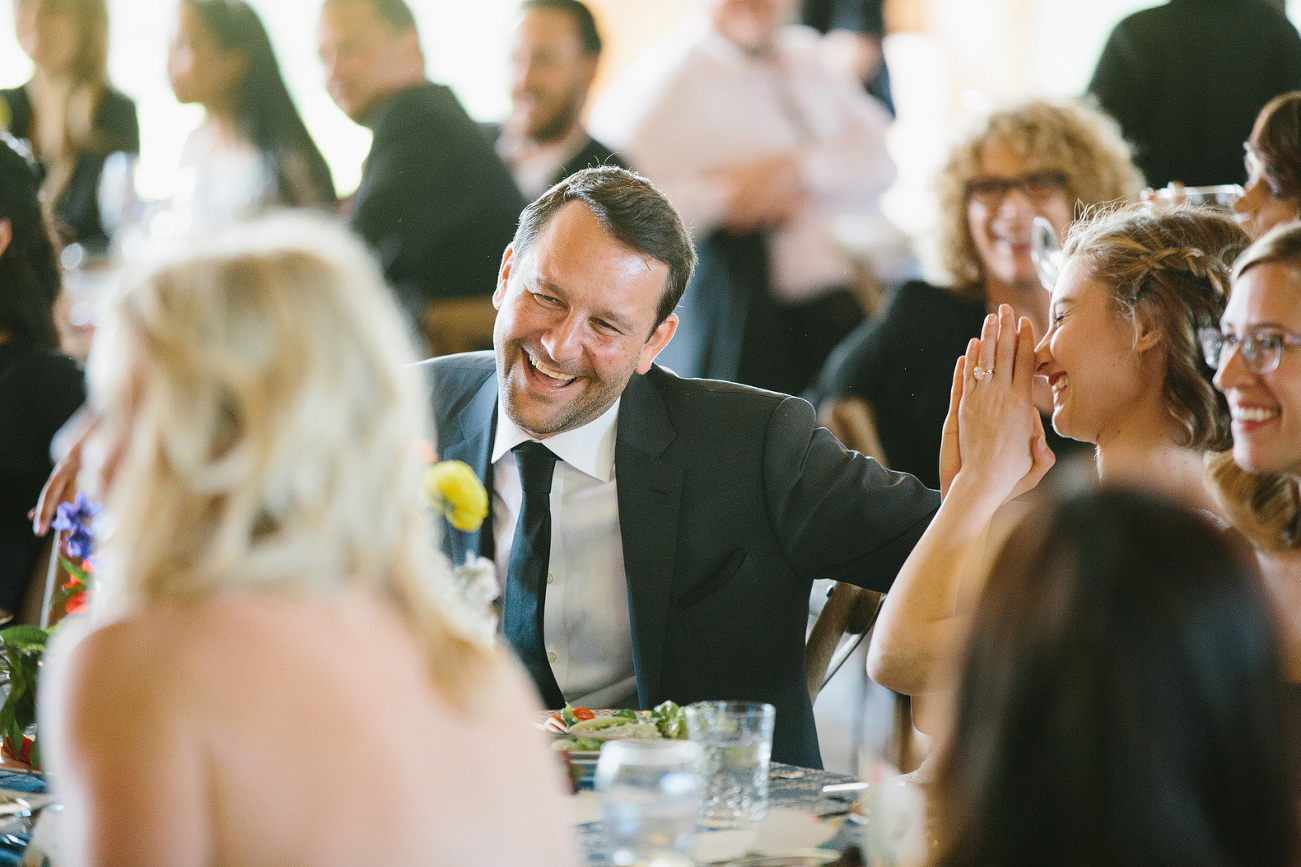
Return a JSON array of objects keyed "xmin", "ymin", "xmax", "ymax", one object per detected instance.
[{"xmin": 572, "ymin": 707, "xmax": 596, "ymax": 721}]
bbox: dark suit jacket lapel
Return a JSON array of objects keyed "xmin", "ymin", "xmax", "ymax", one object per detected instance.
[
  {"xmin": 440, "ymin": 373, "xmax": 499, "ymax": 563},
  {"xmin": 616, "ymin": 370, "xmax": 683, "ymax": 707}
]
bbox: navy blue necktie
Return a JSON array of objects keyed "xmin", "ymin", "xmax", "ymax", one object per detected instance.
[{"xmin": 504, "ymin": 441, "xmax": 565, "ymax": 709}]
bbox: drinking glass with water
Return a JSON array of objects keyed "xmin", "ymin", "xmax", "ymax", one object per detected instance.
[
  {"xmin": 685, "ymin": 701, "xmax": 776, "ymax": 830},
  {"xmin": 595, "ymin": 738, "xmax": 704, "ymax": 867}
]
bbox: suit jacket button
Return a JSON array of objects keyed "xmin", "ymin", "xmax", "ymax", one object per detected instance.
[
  {"xmin": 547, "ymin": 573, "xmax": 555, "ymax": 585},
  {"xmin": 547, "ymin": 651, "xmax": 558, "ymax": 663}
]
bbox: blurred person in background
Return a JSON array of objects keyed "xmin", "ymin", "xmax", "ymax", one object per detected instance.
[
  {"xmin": 1088, "ymin": 0, "xmax": 1301, "ymax": 189},
  {"xmin": 318, "ymin": 0, "xmax": 525, "ymax": 334},
  {"xmin": 0, "ymin": 134, "xmax": 85, "ymax": 620},
  {"xmin": 1207, "ymin": 221, "xmax": 1301, "ymax": 785},
  {"xmin": 928, "ymin": 488, "xmax": 1296, "ymax": 867},
  {"xmin": 40, "ymin": 217, "xmax": 578, "ymax": 866},
  {"xmin": 485, "ymin": 0, "xmax": 626, "ymax": 203},
  {"xmin": 1233, "ymin": 91, "xmax": 1301, "ymax": 238},
  {"xmin": 812, "ymin": 100, "xmax": 1140, "ymax": 489},
  {"xmin": 801, "ymin": 0, "xmax": 893, "ymax": 116},
  {"xmin": 868, "ymin": 206, "xmax": 1249, "ymax": 738},
  {"xmin": 168, "ymin": 0, "xmax": 335, "ymax": 230},
  {"xmin": 1, "ymin": 0, "xmax": 138, "ymax": 253},
  {"xmin": 590, "ymin": 0, "xmax": 899, "ymax": 397}
]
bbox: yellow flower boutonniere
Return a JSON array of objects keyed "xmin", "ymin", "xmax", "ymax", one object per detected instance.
[{"xmin": 424, "ymin": 460, "xmax": 489, "ymax": 532}]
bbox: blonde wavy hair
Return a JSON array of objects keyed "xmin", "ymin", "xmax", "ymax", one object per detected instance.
[
  {"xmin": 1062, "ymin": 203, "xmax": 1248, "ymax": 452},
  {"xmin": 1208, "ymin": 222, "xmax": 1301, "ymax": 552},
  {"xmin": 937, "ymin": 99, "xmax": 1143, "ymax": 300},
  {"xmin": 86, "ymin": 215, "xmax": 496, "ymax": 710}
]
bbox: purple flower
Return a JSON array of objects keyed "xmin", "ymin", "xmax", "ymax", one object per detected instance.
[{"xmin": 52, "ymin": 493, "xmax": 101, "ymax": 560}]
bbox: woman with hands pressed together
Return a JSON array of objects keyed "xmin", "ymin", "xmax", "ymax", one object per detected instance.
[
  {"xmin": 868, "ymin": 205, "xmax": 1249, "ymax": 739},
  {"xmin": 868, "ymin": 304, "xmax": 1053, "ymax": 736}
]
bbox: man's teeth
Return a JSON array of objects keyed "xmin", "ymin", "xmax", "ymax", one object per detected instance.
[
  {"xmin": 1051, "ymin": 375, "xmax": 1068, "ymax": 396},
  {"xmin": 1233, "ymin": 406, "xmax": 1279, "ymax": 423},
  {"xmin": 530, "ymin": 353, "xmax": 576, "ymax": 383}
]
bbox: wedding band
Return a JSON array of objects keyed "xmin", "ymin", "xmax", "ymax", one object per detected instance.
[{"xmin": 972, "ymin": 365, "xmax": 992, "ymax": 381}]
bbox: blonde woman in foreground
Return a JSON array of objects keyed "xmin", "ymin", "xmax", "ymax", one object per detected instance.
[{"xmin": 39, "ymin": 218, "xmax": 578, "ymax": 867}]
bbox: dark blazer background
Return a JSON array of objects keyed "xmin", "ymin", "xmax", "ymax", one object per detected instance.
[
  {"xmin": 351, "ymin": 82, "xmax": 526, "ymax": 322},
  {"xmin": 424, "ymin": 352, "xmax": 939, "ymax": 768}
]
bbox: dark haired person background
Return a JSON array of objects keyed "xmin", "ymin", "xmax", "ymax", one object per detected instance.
[
  {"xmin": 2, "ymin": 0, "xmax": 138, "ymax": 253},
  {"xmin": 1234, "ymin": 91, "xmax": 1301, "ymax": 239},
  {"xmin": 0, "ymin": 134, "xmax": 85, "ymax": 619},
  {"xmin": 1088, "ymin": 0, "xmax": 1301, "ymax": 188},
  {"xmin": 169, "ymin": 0, "xmax": 334, "ymax": 228},
  {"xmin": 930, "ymin": 488, "xmax": 1297, "ymax": 867},
  {"xmin": 317, "ymin": 0, "xmax": 525, "ymax": 345},
  {"xmin": 485, "ymin": 0, "xmax": 626, "ymax": 203}
]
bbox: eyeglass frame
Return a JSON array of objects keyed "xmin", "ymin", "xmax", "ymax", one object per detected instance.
[
  {"xmin": 965, "ymin": 171, "xmax": 1070, "ymax": 207},
  {"xmin": 1197, "ymin": 326, "xmax": 1301, "ymax": 374}
]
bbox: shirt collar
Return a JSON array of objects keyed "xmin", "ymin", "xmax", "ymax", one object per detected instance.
[{"xmin": 491, "ymin": 396, "xmax": 621, "ymax": 483}]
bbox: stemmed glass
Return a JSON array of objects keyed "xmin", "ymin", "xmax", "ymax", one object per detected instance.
[{"xmin": 1030, "ymin": 216, "xmax": 1063, "ymax": 292}]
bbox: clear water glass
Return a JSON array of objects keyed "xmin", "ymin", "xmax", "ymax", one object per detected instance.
[
  {"xmin": 1154, "ymin": 183, "xmax": 1243, "ymax": 210},
  {"xmin": 685, "ymin": 701, "xmax": 775, "ymax": 830},
  {"xmin": 595, "ymin": 738, "xmax": 704, "ymax": 867},
  {"xmin": 1030, "ymin": 216, "xmax": 1064, "ymax": 292}
]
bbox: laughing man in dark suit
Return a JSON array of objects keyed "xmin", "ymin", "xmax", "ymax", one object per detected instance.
[{"xmin": 424, "ymin": 167, "xmax": 938, "ymax": 768}]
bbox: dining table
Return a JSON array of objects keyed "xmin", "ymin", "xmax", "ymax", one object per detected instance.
[{"xmin": 1, "ymin": 759, "xmax": 866, "ymax": 866}]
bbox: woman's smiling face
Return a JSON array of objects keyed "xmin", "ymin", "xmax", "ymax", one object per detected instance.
[
  {"xmin": 1034, "ymin": 259, "xmax": 1151, "ymax": 444},
  {"xmin": 966, "ymin": 138, "xmax": 1073, "ymax": 290},
  {"xmin": 1214, "ymin": 262, "xmax": 1301, "ymax": 475}
]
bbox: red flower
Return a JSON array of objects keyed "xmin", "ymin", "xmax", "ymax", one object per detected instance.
[{"xmin": 64, "ymin": 592, "xmax": 88, "ymax": 615}]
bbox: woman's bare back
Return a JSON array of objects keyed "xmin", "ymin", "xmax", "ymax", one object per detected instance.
[{"xmin": 43, "ymin": 592, "xmax": 578, "ymax": 867}]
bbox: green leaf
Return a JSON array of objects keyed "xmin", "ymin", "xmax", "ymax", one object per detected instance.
[{"xmin": 0, "ymin": 625, "xmax": 48, "ymax": 650}]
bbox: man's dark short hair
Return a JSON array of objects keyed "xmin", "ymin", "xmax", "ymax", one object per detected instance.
[
  {"xmin": 521, "ymin": 0, "xmax": 601, "ymax": 55},
  {"xmin": 322, "ymin": 0, "xmax": 415, "ymax": 31},
  {"xmin": 513, "ymin": 166, "xmax": 696, "ymax": 331}
]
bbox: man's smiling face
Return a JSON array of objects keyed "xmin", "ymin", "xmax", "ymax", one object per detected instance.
[{"xmin": 492, "ymin": 201, "xmax": 677, "ymax": 438}]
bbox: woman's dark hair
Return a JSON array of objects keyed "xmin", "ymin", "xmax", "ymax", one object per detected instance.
[
  {"xmin": 0, "ymin": 134, "xmax": 61, "ymax": 348},
  {"xmin": 931, "ymin": 488, "xmax": 1297, "ymax": 867},
  {"xmin": 183, "ymin": 0, "xmax": 334, "ymax": 208},
  {"xmin": 1250, "ymin": 91, "xmax": 1301, "ymax": 205}
]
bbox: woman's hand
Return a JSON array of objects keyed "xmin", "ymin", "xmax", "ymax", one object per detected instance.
[{"xmin": 951, "ymin": 305, "xmax": 1054, "ymax": 506}]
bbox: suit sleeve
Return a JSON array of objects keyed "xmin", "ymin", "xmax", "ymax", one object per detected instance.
[{"xmin": 761, "ymin": 395, "xmax": 938, "ymax": 594}]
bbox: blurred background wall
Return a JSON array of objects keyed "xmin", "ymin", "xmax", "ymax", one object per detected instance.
[{"xmin": 1, "ymin": 0, "xmax": 1297, "ymax": 228}]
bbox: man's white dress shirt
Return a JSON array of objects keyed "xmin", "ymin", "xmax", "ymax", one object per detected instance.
[
  {"xmin": 491, "ymin": 397, "xmax": 637, "ymax": 708},
  {"xmin": 589, "ymin": 21, "xmax": 897, "ymax": 302}
]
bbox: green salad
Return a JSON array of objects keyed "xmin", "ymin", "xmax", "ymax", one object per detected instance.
[{"xmin": 552, "ymin": 700, "xmax": 687, "ymax": 752}]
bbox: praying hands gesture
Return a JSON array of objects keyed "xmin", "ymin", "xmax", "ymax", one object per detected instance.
[{"xmin": 868, "ymin": 305, "xmax": 1053, "ymax": 729}]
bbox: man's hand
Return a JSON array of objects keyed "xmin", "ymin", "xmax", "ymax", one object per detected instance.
[{"xmin": 713, "ymin": 154, "xmax": 805, "ymax": 233}]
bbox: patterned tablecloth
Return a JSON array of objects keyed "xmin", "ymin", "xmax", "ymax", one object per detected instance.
[
  {"xmin": 0, "ymin": 769, "xmax": 46, "ymax": 867},
  {"xmin": 576, "ymin": 762, "xmax": 859, "ymax": 865}
]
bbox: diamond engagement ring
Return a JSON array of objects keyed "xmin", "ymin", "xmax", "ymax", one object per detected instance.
[{"xmin": 972, "ymin": 365, "xmax": 992, "ymax": 381}]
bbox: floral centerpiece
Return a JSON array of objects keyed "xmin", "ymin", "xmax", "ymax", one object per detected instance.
[
  {"xmin": 0, "ymin": 493, "xmax": 100, "ymax": 768},
  {"xmin": 422, "ymin": 457, "xmax": 499, "ymax": 638}
]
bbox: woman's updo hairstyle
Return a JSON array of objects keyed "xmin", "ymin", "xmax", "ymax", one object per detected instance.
[{"xmin": 1062, "ymin": 204, "xmax": 1249, "ymax": 452}]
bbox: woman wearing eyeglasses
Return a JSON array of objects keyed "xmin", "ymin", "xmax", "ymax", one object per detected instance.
[
  {"xmin": 809, "ymin": 99, "xmax": 1140, "ymax": 489},
  {"xmin": 1206, "ymin": 221, "xmax": 1301, "ymax": 781},
  {"xmin": 1233, "ymin": 92, "xmax": 1301, "ymax": 239}
]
